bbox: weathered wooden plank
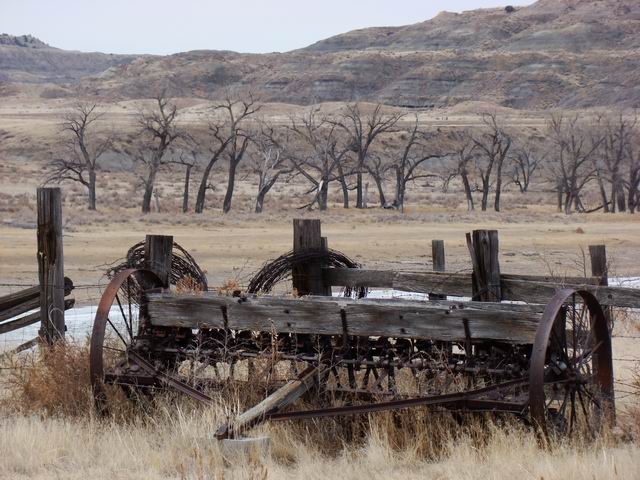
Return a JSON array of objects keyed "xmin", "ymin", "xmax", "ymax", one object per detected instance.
[
  {"xmin": 394, "ymin": 271, "xmax": 471, "ymax": 297},
  {"xmin": 501, "ymin": 279, "xmax": 640, "ymax": 308},
  {"xmin": 0, "ymin": 298, "xmax": 75, "ymax": 335},
  {"xmin": 216, "ymin": 364, "xmax": 324, "ymax": 439},
  {"xmin": 147, "ymin": 293, "xmax": 542, "ymax": 344},
  {"xmin": 342, "ymin": 302, "xmax": 539, "ymax": 344},
  {"xmin": 0, "ymin": 297, "xmax": 40, "ymax": 323},
  {"xmin": 0, "ymin": 286, "xmax": 39, "ymax": 312},
  {"xmin": 0, "ymin": 277, "xmax": 73, "ymax": 321},
  {"xmin": 323, "ymin": 268, "xmax": 638, "ymax": 307}
]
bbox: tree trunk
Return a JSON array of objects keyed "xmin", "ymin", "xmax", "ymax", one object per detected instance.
[
  {"xmin": 556, "ymin": 181, "xmax": 564, "ymax": 212},
  {"xmin": 494, "ymin": 158, "xmax": 504, "ymax": 212},
  {"xmin": 481, "ymin": 179, "xmax": 490, "ymax": 212},
  {"xmin": 373, "ymin": 175, "xmax": 386, "ymax": 207},
  {"xmin": 362, "ymin": 182, "xmax": 369, "ymax": 208},
  {"xmin": 154, "ymin": 189, "xmax": 161, "ymax": 213},
  {"xmin": 195, "ymin": 161, "xmax": 217, "ymax": 214},
  {"xmin": 141, "ymin": 170, "xmax": 156, "ymax": 214},
  {"xmin": 223, "ymin": 161, "xmax": 237, "ymax": 214},
  {"xmin": 355, "ymin": 171, "xmax": 363, "ymax": 209},
  {"xmin": 88, "ymin": 169, "xmax": 97, "ymax": 211},
  {"xmin": 255, "ymin": 188, "xmax": 266, "ymax": 213},
  {"xmin": 340, "ymin": 180, "xmax": 349, "ymax": 208},
  {"xmin": 182, "ymin": 166, "xmax": 192, "ymax": 214},
  {"xmin": 461, "ymin": 172, "xmax": 474, "ymax": 212},
  {"xmin": 318, "ymin": 179, "xmax": 329, "ymax": 211},
  {"xmin": 597, "ymin": 172, "xmax": 610, "ymax": 213},
  {"xmin": 616, "ymin": 181, "xmax": 626, "ymax": 212}
]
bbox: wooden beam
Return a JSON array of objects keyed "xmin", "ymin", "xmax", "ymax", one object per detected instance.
[
  {"xmin": 0, "ymin": 299, "xmax": 75, "ymax": 335},
  {"xmin": 322, "ymin": 268, "xmax": 639, "ymax": 307},
  {"xmin": 37, "ymin": 187, "xmax": 65, "ymax": 343},
  {"xmin": 147, "ymin": 292, "xmax": 543, "ymax": 344},
  {"xmin": 589, "ymin": 244, "xmax": 611, "ymax": 327},
  {"xmin": 215, "ymin": 364, "xmax": 324, "ymax": 439},
  {"xmin": 0, "ymin": 277, "xmax": 73, "ymax": 311}
]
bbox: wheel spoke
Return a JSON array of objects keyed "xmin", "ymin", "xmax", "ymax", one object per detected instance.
[
  {"xmin": 576, "ymin": 387, "xmax": 593, "ymax": 433},
  {"xmin": 115, "ymin": 294, "xmax": 134, "ymax": 341},
  {"xmin": 106, "ymin": 316, "xmax": 128, "ymax": 347}
]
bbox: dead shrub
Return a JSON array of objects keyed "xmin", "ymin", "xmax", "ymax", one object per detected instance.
[{"xmin": 2, "ymin": 342, "xmax": 92, "ymax": 417}]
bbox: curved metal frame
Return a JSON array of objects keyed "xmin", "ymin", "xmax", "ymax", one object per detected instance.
[
  {"xmin": 529, "ymin": 288, "xmax": 614, "ymax": 436},
  {"xmin": 89, "ymin": 268, "xmax": 162, "ymax": 412}
]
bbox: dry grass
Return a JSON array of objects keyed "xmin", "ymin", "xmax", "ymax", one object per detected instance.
[{"xmin": 0, "ymin": 343, "xmax": 639, "ymax": 479}]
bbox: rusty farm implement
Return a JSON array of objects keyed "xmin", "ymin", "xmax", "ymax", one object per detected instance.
[{"xmin": 89, "ymin": 220, "xmax": 639, "ymax": 440}]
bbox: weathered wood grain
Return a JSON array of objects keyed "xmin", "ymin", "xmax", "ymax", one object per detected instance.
[
  {"xmin": 323, "ymin": 268, "xmax": 639, "ymax": 307},
  {"xmin": 147, "ymin": 292, "xmax": 543, "ymax": 344},
  {"xmin": 216, "ymin": 364, "xmax": 324, "ymax": 438},
  {"xmin": 37, "ymin": 187, "xmax": 65, "ymax": 342},
  {"xmin": 0, "ymin": 298, "xmax": 75, "ymax": 335}
]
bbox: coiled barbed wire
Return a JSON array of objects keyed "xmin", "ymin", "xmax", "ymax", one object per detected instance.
[
  {"xmin": 247, "ymin": 249, "xmax": 367, "ymax": 298},
  {"xmin": 107, "ymin": 241, "xmax": 208, "ymax": 290}
]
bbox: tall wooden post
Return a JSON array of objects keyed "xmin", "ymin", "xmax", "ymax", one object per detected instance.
[
  {"xmin": 467, "ymin": 230, "xmax": 501, "ymax": 302},
  {"xmin": 145, "ymin": 234, "xmax": 174, "ymax": 288},
  {"xmin": 430, "ymin": 240, "xmax": 446, "ymax": 300},
  {"xmin": 589, "ymin": 244, "xmax": 611, "ymax": 328},
  {"xmin": 37, "ymin": 187, "xmax": 65, "ymax": 343},
  {"xmin": 292, "ymin": 219, "xmax": 324, "ymax": 296},
  {"xmin": 321, "ymin": 236, "xmax": 332, "ymax": 296}
]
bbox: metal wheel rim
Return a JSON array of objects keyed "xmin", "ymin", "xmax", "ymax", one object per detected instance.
[
  {"xmin": 89, "ymin": 268, "xmax": 162, "ymax": 413},
  {"xmin": 529, "ymin": 288, "xmax": 614, "ymax": 437}
]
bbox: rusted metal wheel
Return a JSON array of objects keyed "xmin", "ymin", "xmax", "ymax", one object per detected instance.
[
  {"xmin": 530, "ymin": 289, "xmax": 614, "ymax": 438},
  {"xmin": 90, "ymin": 268, "xmax": 162, "ymax": 413}
]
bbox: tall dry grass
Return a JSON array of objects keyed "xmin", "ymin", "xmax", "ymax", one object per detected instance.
[{"xmin": 0, "ymin": 343, "xmax": 639, "ymax": 480}]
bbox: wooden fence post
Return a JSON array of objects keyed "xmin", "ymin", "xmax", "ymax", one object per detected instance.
[
  {"xmin": 321, "ymin": 236, "xmax": 332, "ymax": 296},
  {"xmin": 589, "ymin": 244, "xmax": 611, "ymax": 328},
  {"xmin": 292, "ymin": 219, "xmax": 325, "ymax": 296},
  {"xmin": 430, "ymin": 240, "xmax": 446, "ymax": 300},
  {"xmin": 467, "ymin": 230, "xmax": 501, "ymax": 302},
  {"xmin": 145, "ymin": 234, "xmax": 174, "ymax": 288},
  {"xmin": 37, "ymin": 187, "xmax": 65, "ymax": 343}
]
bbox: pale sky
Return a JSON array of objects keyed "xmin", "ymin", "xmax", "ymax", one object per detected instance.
[{"xmin": 1, "ymin": 0, "xmax": 534, "ymax": 55}]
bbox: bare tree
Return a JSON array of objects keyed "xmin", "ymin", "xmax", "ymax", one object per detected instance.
[
  {"xmin": 627, "ymin": 119, "xmax": 640, "ymax": 213},
  {"xmin": 446, "ymin": 130, "xmax": 477, "ymax": 211},
  {"xmin": 289, "ymin": 109, "xmax": 348, "ymax": 211},
  {"xmin": 194, "ymin": 123, "xmax": 232, "ymax": 213},
  {"xmin": 472, "ymin": 112, "xmax": 512, "ymax": 212},
  {"xmin": 386, "ymin": 119, "xmax": 446, "ymax": 212},
  {"xmin": 135, "ymin": 93, "xmax": 184, "ymax": 214},
  {"xmin": 509, "ymin": 139, "xmax": 545, "ymax": 193},
  {"xmin": 249, "ymin": 123, "xmax": 291, "ymax": 213},
  {"xmin": 547, "ymin": 114, "xmax": 603, "ymax": 214},
  {"xmin": 328, "ymin": 104, "xmax": 403, "ymax": 208},
  {"xmin": 170, "ymin": 149, "xmax": 198, "ymax": 213},
  {"xmin": 46, "ymin": 103, "xmax": 113, "ymax": 210},
  {"xmin": 219, "ymin": 95, "xmax": 260, "ymax": 214},
  {"xmin": 365, "ymin": 153, "xmax": 393, "ymax": 208},
  {"xmin": 597, "ymin": 113, "xmax": 636, "ymax": 213}
]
